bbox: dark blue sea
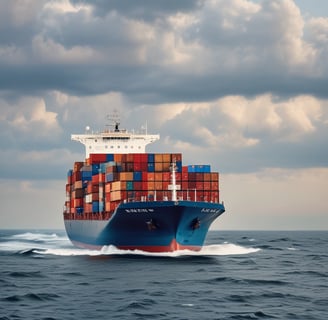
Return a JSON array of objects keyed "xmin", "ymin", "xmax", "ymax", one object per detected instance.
[{"xmin": 0, "ymin": 230, "xmax": 327, "ymax": 320}]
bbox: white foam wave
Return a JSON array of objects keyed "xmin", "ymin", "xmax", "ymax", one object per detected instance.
[
  {"xmin": 37, "ymin": 243, "xmax": 260, "ymax": 257},
  {"xmin": 9, "ymin": 232, "xmax": 68, "ymax": 242},
  {"xmin": 1, "ymin": 232, "xmax": 260, "ymax": 257}
]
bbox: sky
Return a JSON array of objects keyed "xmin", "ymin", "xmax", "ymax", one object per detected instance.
[{"xmin": 0, "ymin": 0, "xmax": 327, "ymax": 230}]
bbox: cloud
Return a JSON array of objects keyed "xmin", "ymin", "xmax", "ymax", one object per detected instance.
[
  {"xmin": 0, "ymin": 0, "xmax": 327, "ymax": 230},
  {"xmin": 0, "ymin": 0, "xmax": 327, "ymax": 101},
  {"xmin": 0, "ymin": 97, "xmax": 61, "ymax": 145}
]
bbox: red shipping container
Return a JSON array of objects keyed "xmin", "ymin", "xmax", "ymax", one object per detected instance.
[
  {"xmin": 72, "ymin": 171, "xmax": 81, "ymax": 183},
  {"xmin": 142, "ymin": 181, "xmax": 148, "ymax": 190},
  {"xmin": 134, "ymin": 162, "xmax": 142, "ymax": 171},
  {"xmin": 134, "ymin": 182, "xmax": 142, "ymax": 190},
  {"xmin": 89, "ymin": 154, "xmax": 107, "ymax": 164},
  {"xmin": 210, "ymin": 191, "xmax": 219, "ymax": 203},
  {"xmin": 74, "ymin": 161, "xmax": 84, "ymax": 172},
  {"xmin": 105, "ymin": 193, "xmax": 111, "ymax": 202},
  {"xmin": 87, "ymin": 183, "xmax": 99, "ymax": 193},
  {"xmin": 140, "ymin": 154, "xmax": 148, "ymax": 162},
  {"xmin": 188, "ymin": 173, "xmax": 197, "ymax": 181},
  {"xmin": 196, "ymin": 191, "xmax": 204, "ymax": 202},
  {"xmin": 196, "ymin": 181, "xmax": 204, "ymax": 190},
  {"xmin": 126, "ymin": 162, "xmax": 134, "ymax": 172},
  {"xmin": 211, "ymin": 181, "xmax": 219, "ymax": 190},
  {"xmin": 181, "ymin": 173, "xmax": 189, "ymax": 181},
  {"xmin": 142, "ymin": 172, "xmax": 154, "ymax": 181},
  {"xmin": 196, "ymin": 173, "xmax": 204, "ymax": 181},
  {"xmin": 132, "ymin": 153, "xmax": 141, "ymax": 163},
  {"xmin": 162, "ymin": 181, "xmax": 169, "ymax": 190},
  {"xmin": 126, "ymin": 154, "xmax": 134, "ymax": 162},
  {"xmin": 182, "ymin": 166, "xmax": 188, "ymax": 173},
  {"xmin": 92, "ymin": 193, "xmax": 99, "ymax": 201},
  {"xmin": 203, "ymin": 181, "xmax": 211, "ymax": 190},
  {"xmin": 140, "ymin": 162, "xmax": 148, "ymax": 171},
  {"xmin": 172, "ymin": 153, "xmax": 182, "ymax": 162},
  {"xmin": 182, "ymin": 181, "xmax": 189, "ymax": 190},
  {"xmin": 188, "ymin": 181, "xmax": 197, "ymax": 189}
]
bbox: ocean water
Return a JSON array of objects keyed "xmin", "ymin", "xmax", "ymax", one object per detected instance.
[{"xmin": 0, "ymin": 230, "xmax": 327, "ymax": 320}]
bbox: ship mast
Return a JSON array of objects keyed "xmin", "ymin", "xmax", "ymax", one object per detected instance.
[{"xmin": 169, "ymin": 159, "xmax": 181, "ymax": 201}]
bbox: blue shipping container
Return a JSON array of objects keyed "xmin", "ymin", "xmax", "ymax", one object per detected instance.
[
  {"xmin": 92, "ymin": 164, "xmax": 100, "ymax": 175},
  {"xmin": 187, "ymin": 165, "xmax": 211, "ymax": 173},
  {"xmin": 106, "ymin": 154, "xmax": 114, "ymax": 162},
  {"xmin": 147, "ymin": 163, "xmax": 154, "ymax": 172},
  {"xmin": 148, "ymin": 153, "xmax": 155, "ymax": 162},
  {"xmin": 133, "ymin": 171, "xmax": 142, "ymax": 181}
]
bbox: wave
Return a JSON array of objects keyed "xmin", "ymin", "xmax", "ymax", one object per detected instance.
[
  {"xmin": 8, "ymin": 232, "xmax": 68, "ymax": 242},
  {"xmin": 1, "ymin": 231, "xmax": 260, "ymax": 257},
  {"xmin": 34, "ymin": 243, "xmax": 260, "ymax": 257}
]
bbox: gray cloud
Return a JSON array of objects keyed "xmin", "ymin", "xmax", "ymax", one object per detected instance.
[{"xmin": 0, "ymin": 0, "xmax": 327, "ymax": 181}]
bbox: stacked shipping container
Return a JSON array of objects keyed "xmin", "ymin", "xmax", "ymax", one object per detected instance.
[{"xmin": 64, "ymin": 153, "xmax": 220, "ymax": 220}]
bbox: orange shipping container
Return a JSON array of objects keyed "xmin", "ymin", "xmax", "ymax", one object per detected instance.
[
  {"xmin": 155, "ymin": 154, "xmax": 163, "ymax": 162},
  {"xmin": 154, "ymin": 181, "xmax": 163, "ymax": 190},
  {"xmin": 120, "ymin": 172, "xmax": 133, "ymax": 181},
  {"xmin": 74, "ymin": 198, "xmax": 83, "ymax": 207},
  {"xmin": 110, "ymin": 191, "xmax": 126, "ymax": 202},
  {"xmin": 162, "ymin": 153, "xmax": 171, "ymax": 162},
  {"xmin": 114, "ymin": 154, "xmax": 123, "ymax": 162},
  {"xmin": 148, "ymin": 181, "xmax": 155, "ymax": 190},
  {"xmin": 74, "ymin": 180, "xmax": 83, "ymax": 189},
  {"xmin": 87, "ymin": 183, "xmax": 99, "ymax": 194},
  {"xmin": 162, "ymin": 162, "xmax": 170, "ymax": 171},
  {"xmin": 84, "ymin": 203, "xmax": 92, "ymax": 213},
  {"xmin": 111, "ymin": 181, "xmax": 122, "ymax": 191},
  {"xmin": 155, "ymin": 172, "xmax": 163, "ymax": 181},
  {"xmin": 105, "ymin": 183, "xmax": 111, "ymax": 193},
  {"xmin": 155, "ymin": 162, "xmax": 163, "ymax": 172},
  {"xmin": 211, "ymin": 172, "xmax": 219, "ymax": 181}
]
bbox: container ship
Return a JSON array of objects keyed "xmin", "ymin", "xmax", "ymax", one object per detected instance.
[{"xmin": 63, "ymin": 117, "xmax": 225, "ymax": 252}]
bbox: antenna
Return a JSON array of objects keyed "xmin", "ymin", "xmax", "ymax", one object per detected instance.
[{"xmin": 107, "ymin": 109, "xmax": 121, "ymax": 132}]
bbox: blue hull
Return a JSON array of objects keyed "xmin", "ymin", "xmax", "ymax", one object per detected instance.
[{"xmin": 64, "ymin": 201, "xmax": 225, "ymax": 252}]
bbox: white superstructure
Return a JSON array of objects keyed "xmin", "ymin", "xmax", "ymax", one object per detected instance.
[{"xmin": 71, "ymin": 122, "xmax": 160, "ymax": 158}]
